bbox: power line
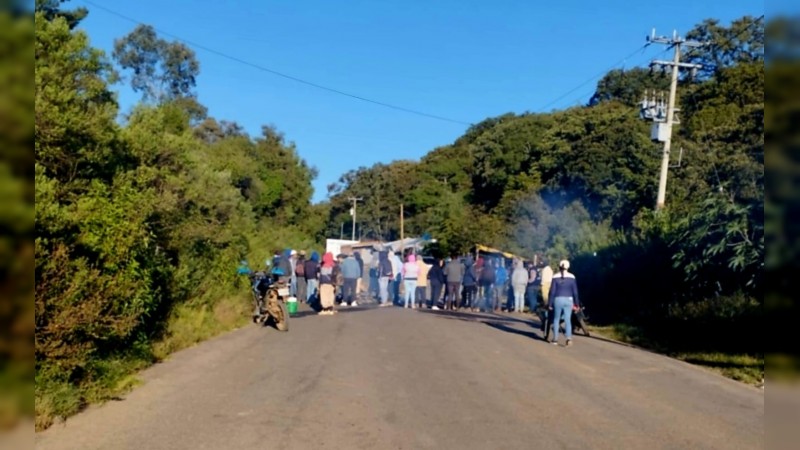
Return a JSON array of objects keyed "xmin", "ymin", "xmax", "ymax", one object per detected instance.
[
  {"xmin": 82, "ymin": 0, "xmax": 474, "ymax": 126},
  {"xmin": 537, "ymin": 43, "xmax": 653, "ymax": 112},
  {"xmin": 561, "ymin": 46, "xmax": 673, "ymax": 108}
]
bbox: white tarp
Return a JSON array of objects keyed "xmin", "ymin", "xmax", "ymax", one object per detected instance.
[{"xmin": 325, "ymin": 239, "xmax": 359, "ymax": 256}]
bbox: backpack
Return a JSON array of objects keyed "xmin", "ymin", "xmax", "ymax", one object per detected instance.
[{"xmin": 295, "ymin": 260, "xmax": 305, "ymax": 277}]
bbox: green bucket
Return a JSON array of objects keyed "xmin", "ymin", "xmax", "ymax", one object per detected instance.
[{"xmin": 286, "ymin": 299, "xmax": 298, "ymax": 315}]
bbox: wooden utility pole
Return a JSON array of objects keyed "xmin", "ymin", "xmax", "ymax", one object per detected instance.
[{"xmin": 400, "ymin": 203, "xmax": 404, "ymax": 254}]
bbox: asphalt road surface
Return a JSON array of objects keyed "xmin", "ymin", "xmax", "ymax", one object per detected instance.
[{"xmin": 36, "ymin": 305, "xmax": 763, "ymax": 450}]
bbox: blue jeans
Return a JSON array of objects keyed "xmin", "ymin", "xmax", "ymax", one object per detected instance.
[
  {"xmin": 552, "ymin": 296, "xmax": 573, "ymax": 342},
  {"xmin": 393, "ymin": 274, "xmax": 402, "ymax": 303},
  {"xmin": 404, "ymin": 279, "xmax": 418, "ymax": 307},
  {"xmin": 306, "ymin": 279, "xmax": 318, "ymax": 304},
  {"xmin": 379, "ymin": 276, "xmax": 390, "ymax": 304}
]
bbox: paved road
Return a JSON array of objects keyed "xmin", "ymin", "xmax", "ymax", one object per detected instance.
[{"xmin": 36, "ymin": 305, "xmax": 763, "ymax": 450}]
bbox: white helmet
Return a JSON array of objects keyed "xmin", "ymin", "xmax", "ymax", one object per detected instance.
[{"xmin": 559, "ymin": 259, "xmax": 570, "ymax": 270}]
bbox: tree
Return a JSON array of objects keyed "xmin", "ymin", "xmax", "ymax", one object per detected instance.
[
  {"xmin": 589, "ymin": 68, "xmax": 670, "ymax": 107},
  {"xmin": 113, "ymin": 24, "xmax": 200, "ymax": 104},
  {"xmin": 34, "ymin": 13, "xmax": 120, "ymax": 183},
  {"xmin": 35, "ymin": 0, "xmax": 88, "ymax": 28},
  {"xmin": 685, "ymin": 16, "xmax": 764, "ymax": 79}
]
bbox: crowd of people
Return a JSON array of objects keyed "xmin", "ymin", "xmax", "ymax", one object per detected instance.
[{"xmin": 239, "ymin": 248, "xmax": 582, "ymax": 345}]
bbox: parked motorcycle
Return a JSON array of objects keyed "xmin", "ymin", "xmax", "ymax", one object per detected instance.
[
  {"xmin": 536, "ymin": 304, "xmax": 590, "ymax": 341},
  {"xmin": 249, "ymin": 272, "xmax": 290, "ymax": 331}
]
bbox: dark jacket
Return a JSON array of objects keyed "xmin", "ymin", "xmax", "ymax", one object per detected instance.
[
  {"xmin": 378, "ymin": 251, "xmax": 393, "ymax": 277},
  {"xmin": 278, "ymin": 249, "xmax": 292, "ymax": 278},
  {"xmin": 428, "ymin": 261, "xmax": 446, "ymax": 285},
  {"xmin": 479, "ymin": 263, "xmax": 496, "ymax": 285},
  {"xmin": 354, "ymin": 252, "xmax": 364, "ymax": 274},
  {"xmin": 304, "ymin": 252, "xmax": 319, "ymax": 280},
  {"xmin": 548, "ymin": 270, "xmax": 580, "ymax": 307},
  {"xmin": 462, "ymin": 258, "xmax": 477, "ymax": 287}
]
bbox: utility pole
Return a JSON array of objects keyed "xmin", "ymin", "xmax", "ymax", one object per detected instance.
[
  {"xmin": 400, "ymin": 204, "xmax": 405, "ymax": 254},
  {"xmin": 348, "ymin": 197, "xmax": 362, "ymax": 241},
  {"xmin": 641, "ymin": 30, "xmax": 704, "ymax": 210}
]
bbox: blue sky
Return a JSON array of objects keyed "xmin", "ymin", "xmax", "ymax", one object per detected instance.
[{"xmin": 74, "ymin": 0, "xmax": 762, "ymax": 202}]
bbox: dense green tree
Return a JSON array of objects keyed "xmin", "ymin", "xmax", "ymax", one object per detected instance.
[
  {"xmin": 113, "ymin": 24, "xmax": 201, "ymax": 107},
  {"xmin": 589, "ymin": 68, "xmax": 671, "ymax": 107},
  {"xmin": 35, "ymin": 0, "xmax": 87, "ymax": 29},
  {"xmin": 685, "ymin": 16, "xmax": 764, "ymax": 79}
]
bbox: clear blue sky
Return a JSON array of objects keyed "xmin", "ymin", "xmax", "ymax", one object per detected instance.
[{"xmin": 75, "ymin": 0, "xmax": 762, "ymax": 202}]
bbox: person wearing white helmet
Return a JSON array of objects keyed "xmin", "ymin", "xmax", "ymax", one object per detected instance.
[{"xmin": 548, "ymin": 259, "xmax": 581, "ymax": 346}]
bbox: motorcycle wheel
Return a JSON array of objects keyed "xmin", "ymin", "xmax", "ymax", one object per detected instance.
[
  {"xmin": 575, "ymin": 311, "xmax": 590, "ymax": 337},
  {"xmin": 273, "ymin": 301, "xmax": 289, "ymax": 332}
]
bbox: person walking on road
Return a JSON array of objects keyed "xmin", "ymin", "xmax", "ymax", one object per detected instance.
[
  {"xmin": 548, "ymin": 259, "xmax": 580, "ymax": 346},
  {"xmin": 318, "ymin": 252, "xmax": 338, "ymax": 315},
  {"xmin": 341, "ymin": 253, "xmax": 360, "ymax": 307},
  {"xmin": 511, "ymin": 259, "xmax": 529, "ymax": 313},
  {"xmin": 377, "ymin": 250, "xmax": 393, "ymax": 306},
  {"xmin": 402, "ymin": 254, "xmax": 420, "ymax": 308},
  {"xmin": 428, "ymin": 258, "xmax": 446, "ymax": 310},
  {"xmin": 443, "ymin": 256, "xmax": 465, "ymax": 311}
]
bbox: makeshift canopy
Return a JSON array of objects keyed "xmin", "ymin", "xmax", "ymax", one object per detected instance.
[{"xmin": 474, "ymin": 244, "xmax": 527, "ymax": 262}]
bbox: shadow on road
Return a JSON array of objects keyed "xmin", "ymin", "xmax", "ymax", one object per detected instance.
[{"xmin": 416, "ymin": 308, "xmax": 651, "ymax": 350}]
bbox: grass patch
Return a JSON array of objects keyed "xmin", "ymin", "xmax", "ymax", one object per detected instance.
[
  {"xmin": 152, "ymin": 295, "xmax": 249, "ymax": 360},
  {"xmin": 35, "ymin": 294, "xmax": 251, "ymax": 431},
  {"xmin": 590, "ymin": 324, "xmax": 764, "ymax": 386}
]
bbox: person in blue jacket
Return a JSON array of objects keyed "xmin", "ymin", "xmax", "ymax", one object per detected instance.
[
  {"xmin": 493, "ymin": 261, "xmax": 508, "ymax": 312},
  {"xmin": 548, "ymin": 259, "xmax": 581, "ymax": 346}
]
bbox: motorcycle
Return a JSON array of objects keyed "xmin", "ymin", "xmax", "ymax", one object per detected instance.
[
  {"xmin": 249, "ymin": 272, "xmax": 290, "ymax": 332},
  {"xmin": 536, "ymin": 304, "xmax": 590, "ymax": 341}
]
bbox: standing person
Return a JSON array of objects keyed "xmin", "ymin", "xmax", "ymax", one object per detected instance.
[
  {"xmin": 462, "ymin": 256, "xmax": 477, "ymax": 311},
  {"xmin": 270, "ymin": 250, "xmax": 284, "ymax": 280},
  {"xmin": 402, "ymin": 254, "xmax": 420, "ymax": 308},
  {"xmin": 415, "ymin": 256, "xmax": 432, "ymax": 308},
  {"xmin": 334, "ymin": 254, "xmax": 345, "ymax": 304},
  {"xmin": 279, "ymin": 249, "xmax": 292, "ymax": 285},
  {"xmin": 428, "ymin": 258, "xmax": 446, "ymax": 310},
  {"xmin": 511, "ymin": 258, "xmax": 529, "ymax": 313},
  {"xmin": 289, "ymin": 250, "xmax": 298, "ymax": 296},
  {"xmin": 341, "ymin": 253, "xmax": 360, "ymax": 307},
  {"xmin": 354, "ymin": 251, "xmax": 365, "ymax": 299},
  {"xmin": 443, "ymin": 256, "xmax": 465, "ymax": 311},
  {"xmin": 548, "ymin": 260, "xmax": 580, "ymax": 346},
  {"xmin": 526, "ymin": 263, "xmax": 540, "ymax": 313},
  {"xmin": 377, "ymin": 249, "xmax": 393, "ymax": 307},
  {"xmin": 295, "ymin": 251, "xmax": 307, "ymax": 304},
  {"xmin": 390, "ymin": 251, "xmax": 403, "ymax": 305},
  {"xmin": 478, "ymin": 258, "xmax": 496, "ymax": 312},
  {"xmin": 540, "ymin": 260, "xmax": 554, "ymax": 308},
  {"xmin": 493, "ymin": 261, "xmax": 508, "ymax": 312},
  {"xmin": 318, "ymin": 252, "xmax": 338, "ymax": 315},
  {"xmin": 304, "ymin": 251, "xmax": 320, "ymax": 304},
  {"xmin": 359, "ymin": 250, "xmax": 371, "ymax": 298},
  {"xmin": 369, "ymin": 251, "xmax": 380, "ymax": 300}
]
